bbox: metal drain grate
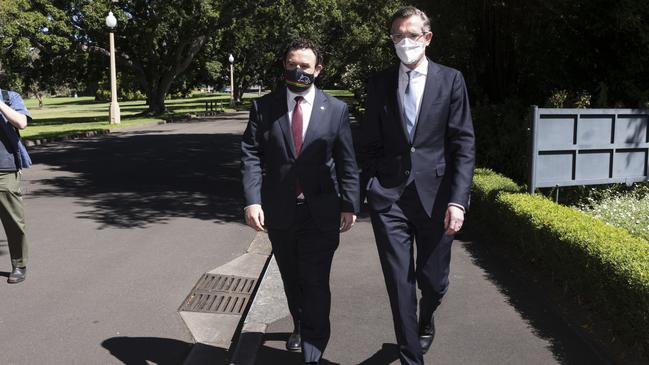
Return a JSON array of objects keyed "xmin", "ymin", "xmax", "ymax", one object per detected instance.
[{"xmin": 179, "ymin": 274, "xmax": 258, "ymax": 314}]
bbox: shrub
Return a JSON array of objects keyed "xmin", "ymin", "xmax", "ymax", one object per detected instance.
[
  {"xmin": 122, "ymin": 90, "xmax": 146, "ymax": 101},
  {"xmin": 95, "ymin": 88, "xmax": 111, "ymax": 102},
  {"xmin": 470, "ymin": 168, "xmax": 649, "ymax": 354},
  {"xmin": 471, "ymin": 167, "xmax": 521, "ymax": 200}
]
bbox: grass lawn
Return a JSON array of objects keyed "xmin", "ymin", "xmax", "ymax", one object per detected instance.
[
  {"xmin": 322, "ymin": 89, "xmax": 353, "ymax": 98},
  {"xmin": 20, "ymin": 89, "xmax": 354, "ymax": 141},
  {"xmin": 22, "ymin": 93, "xmax": 244, "ymax": 140}
]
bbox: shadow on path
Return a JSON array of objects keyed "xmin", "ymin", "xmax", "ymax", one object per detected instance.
[
  {"xmin": 101, "ymin": 336, "xmax": 202, "ymax": 365},
  {"xmin": 27, "ymin": 132, "xmax": 244, "ymax": 229},
  {"xmin": 457, "ymin": 230, "xmax": 612, "ymax": 365},
  {"xmin": 254, "ymin": 332, "xmax": 340, "ymax": 365},
  {"xmin": 358, "ymin": 343, "xmax": 400, "ymax": 365}
]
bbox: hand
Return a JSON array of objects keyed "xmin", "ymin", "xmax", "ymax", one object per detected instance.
[
  {"xmin": 244, "ymin": 204, "xmax": 265, "ymax": 231},
  {"xmin": 339, "ymin": 212, "xmax": 356, "ymax": 232},
  {"xmin": 444, "ymin": 205, "xmax": 464, "ymax": 236}
]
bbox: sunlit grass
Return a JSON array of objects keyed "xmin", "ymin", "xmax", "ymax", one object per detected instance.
[
  {"xmin": 20, "ymin": 90, "xmax": 352, "ymax": 141},
  {"xmin": 22, "ymin": 93, "xmax": 239, "ymax": 140},
  {"xmin": 323, "ymin": 89, "xmax": 354, "ymax": 97}
]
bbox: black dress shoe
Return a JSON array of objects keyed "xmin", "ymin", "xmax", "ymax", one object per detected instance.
[
  {"xmin": 419, "ymin": 316, "xmax": 435, "ymax": 354},
  {"xmin": 286, "ymin": 332, "xmax": 301, "ymax": 352},
  {"xmin": 8, "ymin": 266, "xmax": 26, "ymax": 284}
]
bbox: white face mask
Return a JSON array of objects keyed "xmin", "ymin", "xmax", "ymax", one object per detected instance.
[{"xmin": 394, "ymin": 37, "xmax": 425, "ymax": 65}]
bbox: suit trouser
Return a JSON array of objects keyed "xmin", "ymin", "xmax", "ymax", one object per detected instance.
[
  {"xmin": 267, "ymin": 203, "xmax": 339, "ymax": 363},
  {"xmin": 370, "ymin": 183, "xmax": 453, "ymax": 365},
  {"xmin": 0, "ymin": 172, "xmax": 28, "ymax": 268}
]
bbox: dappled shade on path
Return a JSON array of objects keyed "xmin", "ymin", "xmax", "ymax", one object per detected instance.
[{"xmin": 25, "ymin": 130, "xmax": 244, "ymax": 228}]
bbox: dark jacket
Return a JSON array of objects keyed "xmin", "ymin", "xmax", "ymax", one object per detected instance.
[
  {"xmin": 360, "ymin": 59, "xmax": 475, "ymax": 216},
  {"xmin": 241, "ymin": 87, "xmax": 360, "ymax": 230}
]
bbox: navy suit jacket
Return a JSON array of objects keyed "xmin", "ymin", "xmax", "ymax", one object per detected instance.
[
  {"xmin": 360, "ymin": 59, "xmax": 475, "ymax": 217},
  {"xmin": 241, "ymin": 87, "xmax": 360, "ymax": 230}
]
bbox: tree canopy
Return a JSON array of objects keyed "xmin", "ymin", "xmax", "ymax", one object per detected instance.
[{"xmin": 1, "ymin": 0, "xmax": 648, "ymax": 116}]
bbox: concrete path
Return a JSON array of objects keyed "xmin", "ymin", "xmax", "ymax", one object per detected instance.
[
  {"xmin": 251, "ymin": 217, "xmax": 611, "ymax": 365},
  {"xmin": 0, "ymin": 114, "xmax": 254, "ymax": 364},
  {"xmin": 0, "ymin": 110, "xmax": 616, "ymax": 365}
]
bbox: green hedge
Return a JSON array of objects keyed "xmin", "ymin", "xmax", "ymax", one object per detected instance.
[{"xmin": 470, "ymin": 168, "xmax": 649, "ymax": 354}]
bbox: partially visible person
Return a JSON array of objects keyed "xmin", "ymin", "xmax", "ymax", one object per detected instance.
[
  {"xmin": 241, "ymin": 39, "xmax": 360, "ymax": 364},
  {"xmin": 0, "ymin": 87, "xmax": 31, "ymax": 284},
  {"xmin": 360, "ymin": 6, "xmax": 476, "ymax": 364}
]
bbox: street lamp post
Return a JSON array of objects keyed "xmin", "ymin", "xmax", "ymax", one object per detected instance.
[
  {"xmin": 228, "ymin": 54, "xmax": 235, "ymax": 107},
  {"xmin": 106, "ymin": 11, "xmax": 121, "ymax": 124}
]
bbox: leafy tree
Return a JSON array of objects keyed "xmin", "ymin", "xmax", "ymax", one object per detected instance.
[
  {"xmin": 215, "ymin": 0, "xmax": 401, "ymax": 108},
  {"xmin": 332, "ymin": 0, "xmax": 403, "ymax": 107},
  {"xmin": 0, "ymin": 0, "xmax": 77, "ymax": 104},
  {"xmin": 58, "ymin": 0, "xmax": 222, "ymax": 114},
  {"xmin": 216, "ymin": 0, "xmax": 344, "ymax": 102}
]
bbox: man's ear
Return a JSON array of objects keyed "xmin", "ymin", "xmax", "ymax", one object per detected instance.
[
  {"xmin": 424, "ymin": 32, "xmax": 433, "ymax": 46},
  {"xmin": 314, "ymin": 64, "xmax": 323, "ymax": 77}
]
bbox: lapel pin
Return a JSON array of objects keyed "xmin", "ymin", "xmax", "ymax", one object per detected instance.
[{"xmin": 320, "ymin": 106, "xmax": 325, "ymax": 110}]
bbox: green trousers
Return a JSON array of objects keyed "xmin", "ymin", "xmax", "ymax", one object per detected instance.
[{"xmin": 0, "ymin": 172, "xmax": 27, "ymax": 267}]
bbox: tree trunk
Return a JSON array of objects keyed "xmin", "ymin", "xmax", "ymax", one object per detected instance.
[
  {"xmin": 147, "ymin": 86, "xmax": 167, "ymax": 115},
  {"xmin": 147, "ymin": 92, "xmax": 165, "ymax": 115},
  {"xmin": 146, "ymin": 75, "xmax": 175, "ymax": 115}
]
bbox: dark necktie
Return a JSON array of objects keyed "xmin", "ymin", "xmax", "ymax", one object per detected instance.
[
  {"xmin": 292, "ymin": 96, "xmax": 304, "ymax": 154},
  {"xmin": 291, "ymin": 96, "xmax": 304, "ymax": 196}
]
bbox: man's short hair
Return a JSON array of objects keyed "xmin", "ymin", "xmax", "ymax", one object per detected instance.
[
  {"xmin": 390, "ymin": 6, "xmax": 431, "ymax": 33},
  {"xmin": 282, "ymin": 38, "xmax": 323, "ymax": 67}
]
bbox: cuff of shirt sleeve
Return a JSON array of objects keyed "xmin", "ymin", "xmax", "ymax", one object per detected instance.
[
  {"xmin": 448, "ymin": 202, "xmax": 465, "ymax": 213},
  {"xmin": 244, "ymin": 204, "xmax": 261, "ymax": 212}
]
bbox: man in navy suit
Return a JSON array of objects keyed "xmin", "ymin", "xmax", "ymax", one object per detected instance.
[
  {"xmin": 241, "ymin": 38, "xmax": 360, "ymax": 364},
  {"xmin": 360, "ymin": 6, "xmax": 475, "ymax": 365}
]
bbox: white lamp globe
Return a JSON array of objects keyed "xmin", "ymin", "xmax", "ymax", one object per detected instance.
[
  {"xmin": 228, "ymin": 54, "xmax": 234, "ymax": 64},
  {"xmin": 106, "ymin": 12, "xmax": 117, "ymax": 28}
]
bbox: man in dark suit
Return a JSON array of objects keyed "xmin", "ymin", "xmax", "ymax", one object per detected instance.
[
  {"xmin": 360, "ymin": 6, "xmax": 475, "ymax": 365},
  {"xmin": 241, "ymin": 38, "xmax": 360, "ymax": 364}
]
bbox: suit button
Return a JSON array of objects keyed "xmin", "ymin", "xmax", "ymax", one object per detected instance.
[
  {"xmin": 410, "ymin": 147, "xmax": 415, "ymax": 152},
  {"xmin": 404, "ymin": 170, "xmax": 410, "ymax": 176}
]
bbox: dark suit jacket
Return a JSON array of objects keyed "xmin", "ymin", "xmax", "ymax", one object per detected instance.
[
  {"xmin": 241, "ymin": 87, "xmax": 360, "ymax": 230},
  {"xmin": 360, "ymin": 59, "xmax": 475, "ymax": 217}
]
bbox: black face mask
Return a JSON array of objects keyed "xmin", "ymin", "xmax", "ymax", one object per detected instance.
[{"xmin": 285, "ymin": 68, "xmax": 315, "ymax": 93}]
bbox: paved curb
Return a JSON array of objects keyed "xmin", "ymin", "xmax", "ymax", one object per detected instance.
[
  {"xmin": 181, "ymin": 232, "xmax": 273, "ymax": 365},
  {"xmin": 229, "ymin": 255, "xmax": 289, "ymax": 365},
  {"xmin": 24, "ymin": 129, "xmax": 110, "ymax": 147}
]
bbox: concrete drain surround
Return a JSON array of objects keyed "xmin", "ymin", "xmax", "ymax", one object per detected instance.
[{"xmin": 179, "ymin": 274, "xmax": 257, "ymax": 315}]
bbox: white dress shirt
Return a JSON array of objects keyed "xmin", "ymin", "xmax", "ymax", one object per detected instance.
[{"xmin": 287, "ymin": 85, "xmax": 316, "ymax": 139}]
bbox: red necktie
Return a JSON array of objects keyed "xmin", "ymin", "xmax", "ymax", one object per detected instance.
[
  {"xmin": 292, "ymin": 96, "xmax": 304, "ymax": 196},
  {"xmin": 292, "ymin": 96, "xmax": 304, "ymax": 154}
]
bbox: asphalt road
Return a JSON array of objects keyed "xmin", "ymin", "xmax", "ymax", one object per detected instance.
[{"xmin": 0, "ymin": 114, "xmax": 255, "ymax": 364}]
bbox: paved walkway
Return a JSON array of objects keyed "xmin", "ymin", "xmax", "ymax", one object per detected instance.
[
  {"xmin": 0, "ymin": 114, "xmax": 254, "ymax": 364},
  {"xmin": 252, "ymin": 217, "xmax": 611, "ymax": 365},
  {"xmin": 0, "ymin": 112, "xmax": 618, "ymax": 364}
]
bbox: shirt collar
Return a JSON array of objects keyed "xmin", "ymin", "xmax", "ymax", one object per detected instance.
[
  {"xmin": 287, "ymin": 85, "xmax": 316, "ymax": 105},
  {"xmin": 400, "ymin": 57, "xmax": 429, "ymax": 77}
]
